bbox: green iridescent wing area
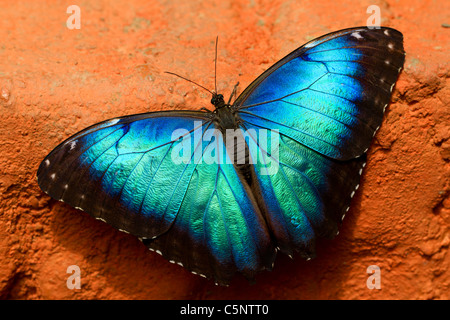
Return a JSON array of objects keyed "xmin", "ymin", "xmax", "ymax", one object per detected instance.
[
  {"xmin": 235, "ymin": 27, "xmax": 405, "ymax": 160},
  {"xmin": 239, "ymin": 123, "xmax": 366, "ymax": 258},
  {"xmin": 231, "ymin": 27, "xmax": 404, "ymax": 257},
  {"xmin": 143, "ymin": 128, "xmax": 276, "ymax": 284},
  {"xmin": 37, "ymin": 112, "xmax": 274, "ymax": 285}
]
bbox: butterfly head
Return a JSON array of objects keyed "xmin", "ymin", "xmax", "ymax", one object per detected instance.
[{"xmin": 211, "ymin": 92, "xmax": 225, "ymax": 109}]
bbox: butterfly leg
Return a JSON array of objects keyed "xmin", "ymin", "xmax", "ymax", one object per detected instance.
[
  {"xmin": 200, "ymin": 107, "xmax": 213, "ymax": 113},
  {"xmin": 227, "ymin": 82, "xmax": 240, "ymax": 105}
]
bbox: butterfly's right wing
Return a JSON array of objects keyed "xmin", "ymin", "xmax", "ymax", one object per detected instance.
[{"xmin": 37, "ymin": 111, "xmax": 275, "ymax": 285}]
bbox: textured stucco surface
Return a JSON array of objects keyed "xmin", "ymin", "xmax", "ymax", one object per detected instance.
[{"xmin": 0, "ymin": 0, "xmax": 449, "ymax": 299}]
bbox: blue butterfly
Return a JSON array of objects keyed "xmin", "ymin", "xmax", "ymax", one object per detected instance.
[{"xmin": 37, "ymin": 27, "xmax": 405, "ymax": 285}]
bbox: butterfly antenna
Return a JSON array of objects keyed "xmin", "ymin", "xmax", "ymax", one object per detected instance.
[
  {"xmin": 214, "ymin": 36, "xmax": 219, "ymax": 94},
  {"xmin": 164, "ymin": 71, "xmax": 214, "ymax": 95}
]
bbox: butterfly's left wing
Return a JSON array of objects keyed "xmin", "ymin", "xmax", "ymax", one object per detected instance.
[
  {"xmin": 234, "ymin": 27, "xmax": 405, "ymax": 256},
  {"xmin": 37, "ymin": 112, "xmax": 275, "ymax": 285}
]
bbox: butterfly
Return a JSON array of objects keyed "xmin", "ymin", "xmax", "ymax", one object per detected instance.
[{"xmin": 37, "ymin": 27, "xmax": 405, "ymax": 285}]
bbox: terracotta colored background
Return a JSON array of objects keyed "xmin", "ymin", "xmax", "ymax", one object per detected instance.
[{"xmin": 0, "ymin": 0, "xmax": 448, "ymax": 300}]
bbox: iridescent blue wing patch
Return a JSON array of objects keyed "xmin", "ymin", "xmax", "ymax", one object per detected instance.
[
  {"xmin": 234, "ymin": 26, "xmax": 405, "ymax": 256},
  {"xmin": 38, "ymin": 112, "xmax": 211, "ymax": 238},
  {"xmin": 235, "ymin": 27, "xmax": 405, "ymax": 160},
  {"xmin": 239, "ymin": 122, "xmax": 366, "ymax": 257},
  {"xmin": 37, "ymin": 112, "xmax": 275, "ymax": 285}
]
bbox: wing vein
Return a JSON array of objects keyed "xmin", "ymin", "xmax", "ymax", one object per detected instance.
[{"xmin": 238, "ymin": 110, "xmax": 342, "ymax": 150}]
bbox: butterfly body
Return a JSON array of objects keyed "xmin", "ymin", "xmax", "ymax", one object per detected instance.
[
  {"xmin": 213, "ymin": 105, "xmax": 240, "ymax": 130},
  {"xmin": 37, "ymin": 27, "xmax": 405, "ymax": 285}
]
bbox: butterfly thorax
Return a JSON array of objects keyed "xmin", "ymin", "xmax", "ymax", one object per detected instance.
[{"xmin": 211, "ymin": 93, "xmax": 240, "ymax": 130}]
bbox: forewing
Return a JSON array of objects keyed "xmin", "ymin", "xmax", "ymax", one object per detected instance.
[
  {"xmin": 38, "ymin": 112, "xmax": 211, "ymax": 237},
  {"xmin": 235, "ymin": 27, "xmax": 405, "ymax": 160}
]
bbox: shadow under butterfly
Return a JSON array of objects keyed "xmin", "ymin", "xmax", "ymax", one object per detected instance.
[{"xmin": 37, "ymin": 27, "xmax": 405, "ymax": 286}]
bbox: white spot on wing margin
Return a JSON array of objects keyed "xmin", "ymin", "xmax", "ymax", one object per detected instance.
[{"xmin": 351, "ymin": 32, "xmax": 363, "ymax": 39}]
